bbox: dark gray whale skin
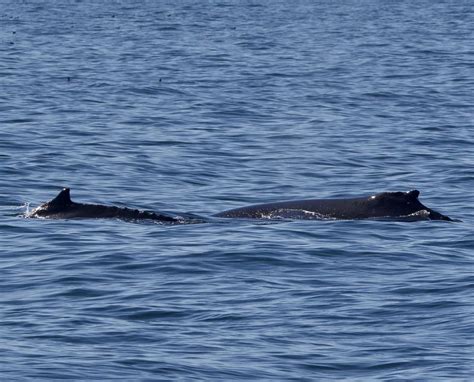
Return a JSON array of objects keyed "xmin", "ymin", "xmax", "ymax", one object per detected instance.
[
  {"xmin": 214, "ymin": 190, "xmax": 453, "ymax": 221},
  {"xmin": 30, "ymin": 188, "xmax": 179, "ymax": 223}
]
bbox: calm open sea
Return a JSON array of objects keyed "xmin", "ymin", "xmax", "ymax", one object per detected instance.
[{"xmin": 1, "ymin": 1, "xmax": 473, "ymax": 380}]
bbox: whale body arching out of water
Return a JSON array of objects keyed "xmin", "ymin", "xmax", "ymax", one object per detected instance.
[
  {"xmin": 213, "ymin": 190, "xmax": 453, "ymax": 221},
  {"xmin": 29, "ymin": 188, "xmax": 182, "ymax": 223},
  {"xmin": 28, "ymin": 188, "xmax": 454, "ymax": 222}
]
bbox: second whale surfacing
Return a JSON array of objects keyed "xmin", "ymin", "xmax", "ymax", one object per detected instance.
[
  {"xmin": 29, "ymin": 188, "xmax": 192, "ymax": 223},
  {"xmin": 214, "ymin": 190, "xmax": 454, "ymax": 221}
]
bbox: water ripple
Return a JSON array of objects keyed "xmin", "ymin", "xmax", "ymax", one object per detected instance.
[{"xmin": 0, "ymin": 0, "xmax": 472, "ymax": 380}]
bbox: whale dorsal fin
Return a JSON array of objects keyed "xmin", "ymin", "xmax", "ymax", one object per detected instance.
[
  {"xmin": 49, "ymin": 188, "xmax": 72, "ymax": 207},
  {"xmin": 407, "ymin": 190, "xmax": 420, "ymax": 200}
]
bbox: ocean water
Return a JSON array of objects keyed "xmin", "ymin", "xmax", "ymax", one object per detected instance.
[{"xmin": 1, "ymin": 0, "xmax": 473, "ymax": 380}]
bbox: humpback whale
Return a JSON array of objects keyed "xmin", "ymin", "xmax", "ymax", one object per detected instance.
[
  {"xmin": 29, "ymin": 188, "xmax": 182, "ymax": 223},
  {"xmin": 214, "ymin": 190, "xmax": 454, "ymax": 221},
  {"xmin": 29, "ymin": 188, "xmax": 455, "ymax": 223}
]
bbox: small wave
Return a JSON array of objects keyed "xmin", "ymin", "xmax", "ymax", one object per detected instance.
[{"xmin": 15, "ymin": 202, "xmax": 31, "ymax": 218}]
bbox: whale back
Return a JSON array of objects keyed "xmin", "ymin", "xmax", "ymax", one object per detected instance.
[
  {"xmin": 287, "ymin": 190, "xmax": 426, "ymax": 219},
  {"xmin": 30, "ymin": 188, "xmax": 73, "ymax": 217},
  {"xmin": 29, "ymin": 188, "xmax": 181, "ymax": 222},
  {"xmin": 213, "ymin": 189, "xmax": 452, "ymax": 220},
  {"xmin": 369, "ymin": 190, "xmax": 423, "ymax": 215}
]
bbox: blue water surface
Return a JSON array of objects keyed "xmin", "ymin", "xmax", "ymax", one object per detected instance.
[{"xmin": 1, "ymin": 1, "xmax": 473, "ymax": 380}]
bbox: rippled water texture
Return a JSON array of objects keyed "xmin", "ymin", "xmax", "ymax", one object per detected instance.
[{"xmin": 1, "ymin": 1, "xmax": 473, "ymax": 380}]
